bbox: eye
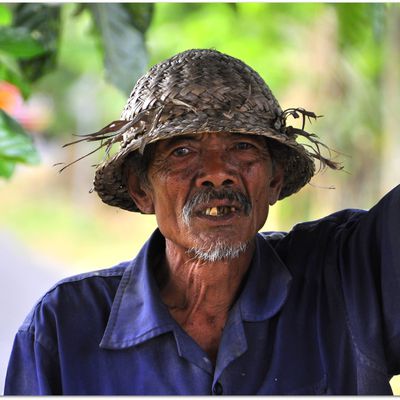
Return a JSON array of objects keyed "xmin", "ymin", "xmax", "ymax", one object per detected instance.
[
  {"xmin": 172, "ymin": 147, "xmax": 191, "ymax": 157},
  {"xmin": 234, "ymin": 142, "xmax": 255, "ymax": 150}
]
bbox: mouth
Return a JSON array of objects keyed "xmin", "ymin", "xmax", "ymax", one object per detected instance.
[
  {"xmin": 181, "ymin": 188, "xmax": 252, "ymax": 226},
  {"xmin": 203, "ymin": 205, "xmax": 238, "ymax": 217},
  {"xmin": 195, "ymin": 202, "xmax": 243, "ymax": 221}
]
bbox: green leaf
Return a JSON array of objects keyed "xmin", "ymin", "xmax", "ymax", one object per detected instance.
[
  {"xmin": 0, "ymin": 4, "xmax": 12, "ymax": 26},
  {"xmin": 13, "ymin": 3, "xmax": 61, "ymax": 82},
  {"xmin": 0, "ymin": 156, "xmax": 15, "ymax": 178},
  {"xmin": 87, "ymin": 3, "xmax": 148, "ymax": 96},
  {"xmin": 0, "ymin": 53, "xmax": 31, "ymax": 98},
  {"xmin": 123, "ymin": 3, "xmax": 154, "ymax": 34},
  {"xmin": 2, "ymin": 72, "xmax": 31, "ymax": 99},
  {"xmin": 0, "ymin": 110, "xmax": 39, "ymax": 179},
  {"xmin": 0, "ymin": 26, "xmax": 46, "ymax": 58},
  {"xmin": 332, "ymin": 3, "xmax": 387, "ymax": 49}
]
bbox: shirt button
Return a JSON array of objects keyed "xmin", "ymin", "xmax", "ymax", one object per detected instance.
[{"xmin": 213, "ymin": 381, "xmax": 223, "ymax": 395}]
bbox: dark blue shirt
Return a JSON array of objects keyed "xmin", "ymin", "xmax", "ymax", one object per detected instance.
[{"xmin": 4, "ymin": 186, "xmax": 400, "ymax": 395}]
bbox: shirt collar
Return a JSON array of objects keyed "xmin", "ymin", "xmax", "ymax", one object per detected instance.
[
  {"xmin": 100, "ymin": 230, "xmax": 292, "ymax": 350},
  {"xmin": 239, "ymin": 233, "xmax": 292, "ymax": 321},
  {"xmin": 100, "ymin": 229, "xmax": 175, "ymax": 350}
]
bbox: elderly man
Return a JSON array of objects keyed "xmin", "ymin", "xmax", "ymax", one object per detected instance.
[{"xmin": 4, "ymin": 49, "xmax": 400, "ymax": 395}]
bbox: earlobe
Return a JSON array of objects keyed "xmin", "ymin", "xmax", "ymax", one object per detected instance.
[{"xmin": 126, "ymin": 172, "xmax": 155, "ymax": 214}]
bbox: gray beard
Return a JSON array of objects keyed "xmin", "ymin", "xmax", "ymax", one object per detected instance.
[{"xmin": 186, "ymin": 239, "xmax": 249, "ymax": 262}]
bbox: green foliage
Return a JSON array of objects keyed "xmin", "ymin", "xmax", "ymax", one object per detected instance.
[
  {"xmin": 86, "ymin": 3, "xmax": 149, "ymax": 95},
  {"xmin": 0, "ymin": 8, "xmax": 45, "ymax": 177},
  {"xmin": 0, "ymin": 23, "xmax": 47, "ymax": 98},
  {"xmin": 0, "ymin": 2, "xmax": 152, "ymax": 179},
  {"xmin": 0, "ymin": 26, "xmax": 47, "ymax": 58},
  {"xmin": 332, "ymin": 3, "xmax": 387, "ymax": 48},
  {"xmin": 147, "ymin": 3, "xmax": 326, "ymax": 92},
  {"xmin": 124, "ymin": 3, "xmax": 154, "ymax": 34},
  {"xmin": 0, "ymin": 109, "xmax": 39, "ymax": 178},
  {"xmin": 13, "ymin": 3, "xmax": 62, "ymax": 82},
  {"xmin": 0, "ymin": 4, "xmax": 11, "ymax": 25}
]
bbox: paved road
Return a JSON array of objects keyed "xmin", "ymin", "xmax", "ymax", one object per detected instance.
[{"xmin": 0, "ymin": 229, "xmax": 68, "ymax": 394}]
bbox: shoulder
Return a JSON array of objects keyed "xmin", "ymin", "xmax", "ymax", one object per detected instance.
[
  {"xmin": 268, "ymin": 184, "xmax": 400, "ymax": 242},
  {"xmin": 260, "ymin": 209, "xmax": 368, "ymax": 278},
  {"xmin": 20, "ymin": 261, "xmax": 131, "ymax": 333},
  {"xmin": 261, "ymin": 208, "xmax": 366, "ymax": 246}
]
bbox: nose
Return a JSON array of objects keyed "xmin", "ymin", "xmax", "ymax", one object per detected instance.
[{"xmin": 195, "ymin": 150, "xmax": 238, "ymax": 188}]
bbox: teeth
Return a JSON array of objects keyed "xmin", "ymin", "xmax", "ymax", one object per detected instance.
[
  {"xmin": 210, "ymin": 207, "xmax": 218, "ymax": 216},
  {"xmin": 205, "ymin": 207, "xmax": 218, "ymax": 216},
  {"xmin": 205, "ymin": 206, "xmax": 237, "ymax": 216}
]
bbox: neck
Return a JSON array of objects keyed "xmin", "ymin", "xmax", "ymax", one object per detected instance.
[
  {"xmin": 155, "ymin": 238, "xmax": 255, "ymax": 364},
  {"xmin": 157, "ymin": 238, "xmax": 255, "ymax": 316}
]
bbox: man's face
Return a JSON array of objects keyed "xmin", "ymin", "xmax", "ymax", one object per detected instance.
[{"xmin": 128, "ymin": 132, "xmax": 283, "ymax": 261}]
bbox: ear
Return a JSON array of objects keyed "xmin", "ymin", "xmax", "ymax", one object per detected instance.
[
  {"xmin": 126, "ymin": 171, "xmax": 155, "ymax": 214},
  {"xmin": 268, "ymin": 165, "xmax": 284, "ymax": 206}
]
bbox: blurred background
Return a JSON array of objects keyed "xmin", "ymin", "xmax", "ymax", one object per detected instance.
[{"xmin": 0, "ymin": 2, "xmax": 399, "ymax": 393}]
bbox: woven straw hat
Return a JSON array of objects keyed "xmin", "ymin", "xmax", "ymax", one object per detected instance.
[{"xmin": 67, "ymin": 49, "xmax": 339, "ymax": 212}]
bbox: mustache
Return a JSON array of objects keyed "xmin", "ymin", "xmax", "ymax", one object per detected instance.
[{"xmin": 181, "ymin": 187, "xmax": 252, "ymax": 225}]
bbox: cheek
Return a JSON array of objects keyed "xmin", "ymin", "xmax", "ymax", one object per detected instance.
[
  {"xmin": 242, "ymin": 163, "xmax": 271, "ymax": 218},
  {"xmin": 253, "ymin": 189, "xmax": 270, "ymax": 219},
  {"xmin": 148, "ymin": 174, "xmax": 190, "ymax": 218},
  {"xmin": 150, "ymin": 158, "xmax": 198, "ymax": 183},
  {"xmin": 237, "ymin": 151, "xmax": 271, "ymax": 177},
  {"xmin": 241, "ymin": 161, "xmax": 271, "ymax": 192}
]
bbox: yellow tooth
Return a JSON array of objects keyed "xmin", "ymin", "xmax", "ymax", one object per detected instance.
[{"xmin": 209, "ymin": 207, "xmax": 218, "ymax": 216}]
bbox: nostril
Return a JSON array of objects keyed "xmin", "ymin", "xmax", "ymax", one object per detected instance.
[
  {"xmin": 201, "ymin": 181, "xmax": 214, "ymax": 187},
  {"xmin": 199, "ymin": 178, "xmax": 235, "ymax": 188}
]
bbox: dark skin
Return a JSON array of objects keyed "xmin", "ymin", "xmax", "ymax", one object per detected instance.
[{"xmin": 127, "ymin": 132, "xmax": 284, "ymax": 364}]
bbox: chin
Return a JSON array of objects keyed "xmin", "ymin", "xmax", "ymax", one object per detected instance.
[{"xmin": 186, "ymin": 237, "xmax": 250, "ymax": 263}]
